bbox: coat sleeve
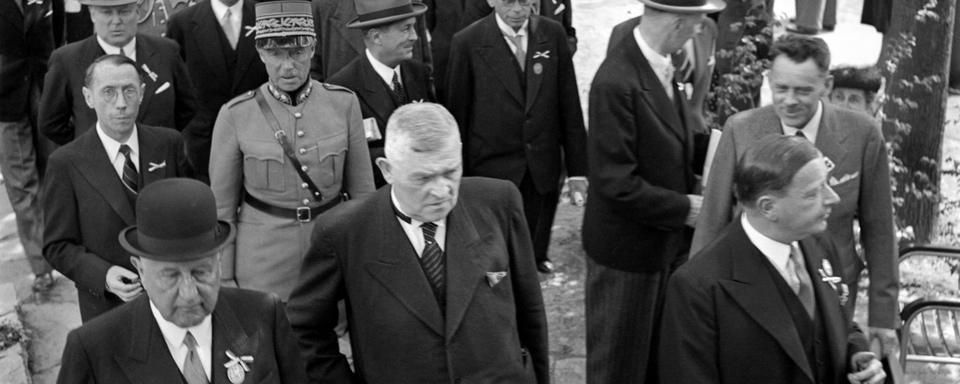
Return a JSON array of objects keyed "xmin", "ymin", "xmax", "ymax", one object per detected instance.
[
  {"xmin": 38, "ymin": 48, "xmax": 76, "ymax": 145},
  {"xmin": 169, "ymin": 41, "xmax": 198, "ymax": 132},
  {"xmin": 272, "ymin": 296, "xmax": 309, "ymax": 383},
  {"xmin": 504, "ymin": 184, "xmax": 549, "ymax": 384},
  {"xmin": 286, "ymin": 222, "xmax": 355, "ymax": 383},
  {"xmin": 341, "ymin": 94, "xmax": 376, "ymax": 199},
  {"xmin": 857, "ymin": 123, "xmax": 898, "ymax": 328},
  {"xmin": 554, "ymin": 23, "xmax": 587, "ymax": 178},
  {"xmin": 42, "ymin": 153, "xmax": 114, "ymax": 299},
  {"xmin": 445, "ymin": 32, "xmax": 473, "ymax": 169},
  {"xmin": 658, "ymin": 269, "xmax": 720, "ymax": 384},
  {"xmin": 691, "ymin": 120, "xmax": 738, "ymax": 256},
  {"xmin": 209, "ymin": 105, "xmax": 242, "ymax": 283},
  {"xmin": 56, "ymin": 330, "xmax": 95, "ymax": 384}
]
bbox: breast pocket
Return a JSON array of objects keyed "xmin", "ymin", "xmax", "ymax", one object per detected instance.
[
  {"xmin": 243, "ymin": 140, "xmax": 285, "ymax": 192},
  {"xmin": 304, "ymin": 131, "xmax": 347, "ymax": 188}
]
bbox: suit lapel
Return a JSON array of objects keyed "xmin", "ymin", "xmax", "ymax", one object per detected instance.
[
  {"xmin": 137, "ymin": 36, "xmax": 159, "ymax": 119},
  {"xmin": 800, "ymin": 236, "xmax": 850, "ymax": 376},
  {"xmin": 400, "ymin": 62, "xmax": 428, "ymax": 103},
  {"xmin": 813, "ymin": 104, "xmax": 849, "ymax": 168},
  {"xmin": 364, "ymin": 189, "xmax": 445, "ymax": 336},
  {"xmin": 476, "ymin": 15, "xmax": 524, "ymax": 105},
  {"xmin": 330, "ymin": 0, "xmax": 365, "ymax": 57},
  {"xmin": 1, "ymin": 0, "xmax": 24, "ymax": 30},
  {"xmin": 624, "ymin": 37, "xmax": 685, "ymax": 142},
  {"xmin": 443, "ymin": 200, "xmax": 485, "ymax": 341},
  {"xmin": 116, "ymin": 297, "xmax": 187, "ymax": 384},
  {"xmin": 232, "ymin": 0, "xmax": 259, "ymax": 91},
  {"xmin": 718, "ymin": 223, "xmax": 814, "ymax": 381},
  {"xmin": 212, "ymin": 294, "xmax": 256, "ymax": 384},
  {"xmin": 523, "ymin": 17, "xmax": 546, "ymax": 114},
  {"xmin": 359, "ymin": 57, "xmax": 397, "ymax": 124},
  {"xmin": 72, "ymin": 130, "xmax": 136, "ymax": 225},
  {"xmin": 191, "ymin": 2, "xmax": 230, "ymax": 88}
]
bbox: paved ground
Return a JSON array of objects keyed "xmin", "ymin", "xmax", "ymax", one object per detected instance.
[{"xmin": 0, "ymin": 0, "xmax": 937, "ymax": 383}]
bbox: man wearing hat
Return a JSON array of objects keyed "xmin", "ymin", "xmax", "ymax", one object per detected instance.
[
  {"xmin": 446, "ymin": 0, "xmax": 588, "ymax": 274},
  {"xmin": 166, "ymin": 0, "xmax": 268, "ymax": 182},
  {"xmin": 327, "ymin": 0, "xmax": 437, "ymax": 187},
  {"xmin": 310, "ymin": 0, "xmax": 432, "ymax": 82},
  {"xmin": 209, "ymin": 0, "xmax": 375, "ymax": 300},
  {"xmin": 828, "ymin": 66, "xmax": 882, "ymax": 116},
  {"xmin": 43, "ymin": 54, "xmax": 193, "ymax": 323},
  {"xmin": 57, "ymin": 178, "xmax": 308, "ymax": 384},
  {"xmin": 582, "ymin": 0, "xmax": 724, "ymax": 382},
  {"xmin": 38, "ymin": 0, "xmax": 198, "ymax": 145}
]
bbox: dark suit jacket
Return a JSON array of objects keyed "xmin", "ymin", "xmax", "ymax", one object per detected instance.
[
  {"xmin": 310, "ymin": 0, "xmax": 432, "ymax": 81},
  {"xmin": 423, "ymin": 0, "xmax": 464, "ymax": 100},
  {"xmin": 582, "ymin": 31, "xmax": 697, "ymax": 273},
  {"xmin": 446, "ymin": 14, "xmax": 587, "ymax": 194},
  {"xmin": 42, "ymin": 125, "xmax": 191, "ymax": 322},
  {"xmin": 692, "ymin": 104, "xmax": 898, "ymax": 328},
  {"xmin": 165, "ymin": 0, "xmax": 266, "ymax": 178},
  {"xmin": 660, "ymin": 219, "xmax": 869, "ymax": 383},
  {"xmin": 57, "ymin": 288, "xmax": 308, "ymax": 384},
  {"xmin": 38, "ymin": 33, "xmax": 198, "ymax": 145},
  {"xmin": 327, "ymin": 56, "xmax": 436, "ymax": 186},
  {"xmin": 607, "ymin": 16, "xmax": 718, "ymax": 136},
  {"xmin": 0, "ymin": 0, "xmax": 54, "ymax": 122},
  {"xmin": 287, "ymin": 178, "xmax": 549, "ymax": 383}
]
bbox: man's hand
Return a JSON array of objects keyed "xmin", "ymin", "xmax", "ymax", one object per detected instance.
[
  {"xmin": 685, "ymin": 194, "xmax": 703, "ymax": 227},
  {"xmin": 567, "ymin": 178, "xmax": 588, "ymax": 207},
  {"xmin": 106, "ymin": 266, "xmax": 142, "ymax": 302},
  {"xmin": 869, "ymin": 327, "xmax": 900, "ymax": 358},
  {"xmin": 848, "ymin": 351, "xmax": 886, "ymax": 384}
]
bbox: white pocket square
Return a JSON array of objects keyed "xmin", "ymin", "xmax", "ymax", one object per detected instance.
[
  {"xmin": 154, "ymin": 82, "xmax": 171, "ymax": 95},
  {"xmin": 828, "ymin": 171, "xmax": 859, "ymax": 187},
  {"xmin": 486, "ymin": 271, "xmax": 507, "ymax": 287},
  {"xmin": 147, "ymin": 161, "xmax": 166, "ymax": 172}
]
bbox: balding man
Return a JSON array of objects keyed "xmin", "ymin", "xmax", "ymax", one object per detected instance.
[{"xmin": 288, "ymin": 102, "xmax": 549, "ymax": 383}]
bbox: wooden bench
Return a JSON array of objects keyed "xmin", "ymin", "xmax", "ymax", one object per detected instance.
[{"xmin": 898, "ymin": 246, "xmax": 960, "ymax": 367}]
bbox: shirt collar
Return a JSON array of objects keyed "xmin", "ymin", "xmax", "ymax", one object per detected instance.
[
  {"xmin": 149, "ymin": 299, "xmax": 213, "ymax": 354},
  {"xmin": 210, "ymin": 0, "xmax": 243, "ymax": 21},
  {"xmin": 96, "ymin": 122, "xmax": 140, "ymax": 161},
  {"xmin": 495, "ymin": 13, "xmax": 528, "ymax": 38},
  {"xmin": 780, "ymin": 101, "xmax": 823, "ymax": 143},
  {"xmin": 365, "ymin": 49, "xmax": 401, "ymax": 89},
  {"xmin": 390, "ymin": 188, "xmax": 447, "ymax": 229},
  {"xmin": 741, "ymin": 214, "xmax": 793, "ymax": 273},
  {"xmin": 633, "ymin": 27, "xmax": 673, "ymax": 79},
  {"xmin": 96, "ymin": 35, "xmax": 137, "ymax": 58}
]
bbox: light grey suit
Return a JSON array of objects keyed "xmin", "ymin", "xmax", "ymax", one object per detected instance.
[{"xmin": 691, "ymin": 103, "xmax": 898, "ymax": 329}]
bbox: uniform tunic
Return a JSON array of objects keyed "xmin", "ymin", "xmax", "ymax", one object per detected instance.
[{"xmin": 210, "ymin": 80, "xmax": 375, "ymax": 299}]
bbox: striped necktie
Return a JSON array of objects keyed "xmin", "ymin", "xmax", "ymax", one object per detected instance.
[
  {"xmin": 419, "ymin": 222, "xmax": 446, "ymax": 306},
  {"xmin": 118, "ymin": 144, "xmax": 138, "ymax": 193},
  {"xmin": 182, "ymin": 332, "xmax": 209, "ymax": 384}
]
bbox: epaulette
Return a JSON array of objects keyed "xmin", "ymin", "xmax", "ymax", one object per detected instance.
[
  {"xmin": 321, "ymin": 82, "xmax": 355, "ymax": 94},
  {"xmin": 224, "ymin": 90, "xmax": 256, "ymax": 108}
]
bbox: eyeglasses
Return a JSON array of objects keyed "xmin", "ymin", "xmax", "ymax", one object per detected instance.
[{"xmin": 100, "ymin": 86, "xmax": 141, "ymax": 103}]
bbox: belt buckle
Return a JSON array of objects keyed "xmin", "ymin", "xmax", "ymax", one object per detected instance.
[{"xmin": 296, "ymin": 206, "xmax": 311, "ymax": 223}]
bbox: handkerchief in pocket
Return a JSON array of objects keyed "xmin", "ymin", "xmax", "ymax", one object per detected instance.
[{"xmin": 486, "ymin": 271, "xmax": 507, "ymax": 287}]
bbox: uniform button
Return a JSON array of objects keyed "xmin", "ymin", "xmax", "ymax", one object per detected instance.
[
  {"xmin": 299, "ymin": 148, "xmax": 306, "ymax": 155},
  {"xmin": 302, "ymin": 199, "xmax": 310, "ymax": 205},
  {"xmin": 301, "ymin": 165, "xmax": 308, "ymax": 172},
  {"xmin": 297, "ymin": 131, "xmax": 305, "ymax": 137},
  {"xmin": 301, "ymin": 182, "xmax": 309, "ymax": 189},
  {"xmin": 294, "ymin": 112, "xmax": 303, "ymax": 118}
]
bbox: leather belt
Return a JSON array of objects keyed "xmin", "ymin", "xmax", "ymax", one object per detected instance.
[{"xmin": 243, "ymin": 192, "xmax": 341, "ymax": 223}]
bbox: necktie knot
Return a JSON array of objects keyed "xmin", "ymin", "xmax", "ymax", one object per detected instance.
[
  {"xmin": 183, "ymin": 331, "xmax": 198, "ymax": 350},
  {"xmin": 420, "ymin": 222, "xmax": 438, "ymax": 241},
  {"xmin": 119, "ymin": 144, "xmax": 131, "ymax": 156},
  {"xmin": 795, "ymin": 130, "xmax": 807, "ymax": 139}
]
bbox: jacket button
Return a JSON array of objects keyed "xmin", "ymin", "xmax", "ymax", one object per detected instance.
[
  {"xmin": 299, "ymin": 148, "xmax": 306, "ymax": 155},
  {"xmin": 301, "ymin": 165, "xmax": 308, "ymax": 172},
  {"xmin": 301, "ymin": 183, "xmax": 308, "ymax": 188},
  {"xmin": 302, "ymin": 199, "xmax": 310, "ymax": 205},
  {"xmin": 294, "ymin": 112, "xmax": 303, "ymax": 118},
  {"xmin": 297, "ymin": 130, "xmax": 305, "ymax": 137}
]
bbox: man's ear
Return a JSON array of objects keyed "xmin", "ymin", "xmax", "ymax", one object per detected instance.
[
  {"xmin": 376, "ymin": 157, "xmax": 393, "ymax": 184},
  {"xmin": 756, "ymin": 194, "xmax": 779, "ymax": 222},
  {"xmin": 82, "ymin": 87, "xmax": 94, "ymax": 109},
  {"xmin": 130, "ymin": 256, "xmax": 143, "ymax": 274}
]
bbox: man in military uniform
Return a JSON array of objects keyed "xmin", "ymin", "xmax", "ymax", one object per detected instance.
[{"xmin": 209, "ymin": 0, "xmax": 375, "ymax": 300}]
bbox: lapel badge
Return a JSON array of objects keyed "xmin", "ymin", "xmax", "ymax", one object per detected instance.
[
  {"xmin": 533, "ymin": 50, "xmax": 550, "ymax": 59},
  {"xmin": 485, "ymin": 271, "xmax": 507, "ymax": 287},
  {"xmin": 147, "ymin": 161, "xmax": 166, "ymax": 172},
  {"xmin": 823, "ymin": 156, "xmax": 835, "ymax": 171},
  {"xmin": 244, "ymin": 25, "xmax": 257, "ymax": 38},
  {"xmin": 141, "ymin": 64, "xmax": 159, "ymax": 82},
  {"xmin": 224, "ymin": 350, "xmax": 254, "ymax": 384},
  {"xmin": 533, "ymin": 63, "xmax": 543, "ymax": 75},
  {"xmin": 821, "ymin": 259, "xmax": 833, "ymax": 276},
  {"xmin": 27, "ymin": 0, "xmax": 44, "ymax": 5}
]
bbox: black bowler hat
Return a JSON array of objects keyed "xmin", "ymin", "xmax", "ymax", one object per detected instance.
[
  {"xmin": 639, "ymin": 0, "xmax": 726, "ymax": 13},
  {"xmin": 119, "ymin": 179, "xmax": 235, "ymax": 262},
  {"xmin": 346, "ymin": 0, "xmax": 428, "ymax": 29}
]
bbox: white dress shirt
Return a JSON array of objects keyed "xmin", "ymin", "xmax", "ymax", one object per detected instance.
[
  {"xmin": 365, "ymin": 49, "xmax": 402, "ymax": 90},
  {"xmin": 780, "ymin": 101, "xmax": 823, "ymax": 144},
  {"xmin": 211, "ymin": 0, "xmax": 243, "ymax": 46},
  {"xmin": 96, "ymin": 123, "xmax": 140, "ymax": 179},
  {"xmin": 149, "ymin": 301, "xmax": 213, "ymax": 381},
  {"xmin": 741, "ymin": 214, "xmax": 801, "ymax": 288},
  {"xmin": 634, "ymin": 26, "xmax": 675, "ymax": 100},
  {"xmin": 96, "ymin": 36, "xmax": 137, "ymax": 62},
  {"xmin": 495, "ymin": 13, "xmax": 529, "ymax": 56},
  {"xmin": 392, "ymin": 190, "xmax": 447, "ymax": 257}
]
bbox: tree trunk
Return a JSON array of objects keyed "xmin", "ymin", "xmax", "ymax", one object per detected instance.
[{"xmin": 877, "ymin": 0, "xmax": 956, "ymax": 245}]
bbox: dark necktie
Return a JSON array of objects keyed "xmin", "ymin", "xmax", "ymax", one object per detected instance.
[
  {"xmin": 394, "ymin": 207, "xmax": 446, "ymax": 305},
  {"xmin": 789, "ymin": 244, "xmax": 816, "ymax": 319},
  {"xmin": 182, "ymin": 332, "xmax": 209, "ymax": 384},
  {"xmin": 391, "ymin": 71, "xmax": 408, "ymax": 104},
  {"xmin": 118, "ymin": 144, "xmax": 138, "ymax": 193}
]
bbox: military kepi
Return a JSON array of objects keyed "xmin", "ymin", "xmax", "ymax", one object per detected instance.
[
  {"xmin": 255, "ymin": 0, "xmax": 316, "ymax": 40},
  {"xmin": 119, "ymin": 178, "xmax": 235, "ymax": 261}
]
